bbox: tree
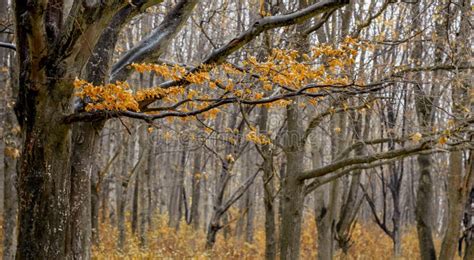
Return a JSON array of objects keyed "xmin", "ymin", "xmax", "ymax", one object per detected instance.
[{"xmin": 3, "ymin": 0, "xmax": 472, "ymax": 258}]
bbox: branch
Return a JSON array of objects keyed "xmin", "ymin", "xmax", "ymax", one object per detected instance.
[
  {"xmin": 204, "ymin": 0, "xmax": 348, "ymax": 65},
  {"xmin": 303, "ymin": 8, "xmax": 338, "ymax": 35},
  {"xmin": 63, "ymin": 81, "xmax": 393, "ymax": 123},
  {"xmin": 361, "ymin": 184, "xmax": 393, "ymax": 238},
  {"xmin": 392, "ymin": 64, "xmax": 474, "ymax": 76},
  {"xmin": 302, "ymin": 100, "xmax": 374, "ymax": 144},
  {"xmin": 218, "ymin": 169, "xmax": 261, "ymax": 216},
  {"xmin": 298, "ymin": 121, "xmax": 474, "ymax": 182},
  {"xmin": 85, "ymin": 0, "xmax": 166, "ymax": 85},
  {"xmin": 52, "ymin": 1, "xmax": 127, "ymax": 65},
  {"xmin": 139, "ymin": 0, "xmax": 349, "ymax": 106},
  {"xmin": 351, "ymin": 0, "xmax": 392, "ymax": 38},
  {"xmin": 0, "ymin": 42, "xmax": 15, "ymax": 51},
  {"xmin": 110, "ymin": 0, "xmax": 199, "ymax": 82},
  {"xmin": 298, "ymin": 141, "xmax": 432, "ymax": 181},
  {"xmin": 305, "ymin": 156, "xmax": 408, "ymax": 195}
]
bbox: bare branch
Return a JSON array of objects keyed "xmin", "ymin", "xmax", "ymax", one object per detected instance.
[
  {"xmin": 0, "ymin": 42, "xmax": 15, "ymax": 51},
  {"xmin": 303, "ymin": 8, "xmax": 338, "ymax": 35},
  {"xmin": 298, "ymin": 142, "xmax": 432, "ymax": 181},
  {"xmin": 110, "ymin": 0, "xmax": 200, "ymax": 82},
  {"xmin": 218, "ymin": 169, "xmax": 261, "ymax": 216}
]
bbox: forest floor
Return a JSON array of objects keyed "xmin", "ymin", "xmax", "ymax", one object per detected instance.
[{"xmin": 0, "ymin": 214, "xmax": 459, "ymax": 259}]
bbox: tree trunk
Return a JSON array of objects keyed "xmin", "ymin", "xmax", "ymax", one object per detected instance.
[
  {"xmin": 3, "ymin": 89, "xmax": 19, "ymax": 260},
  {"xmin": 412, "ymin": 10, "xmax": 437, "ymax": 260},
  {"xmin": 117, "ymin": 134, "xmax": 132, "ymax": 250},
  {"xmin": 169, "ymin": 146, "xmax": 186, "ymax": 230},
  {"xmin": 258, "ymin": 105, "xmax": 277, "ymax": 259},
  {"xmin": 1, "ymin": 8, "xmax": 18, "ymax": 258},
  {"xmin": 16, "ymin": 79, "xmax": 73, "ymax": 259},
  {"xmin": 440, "ymin": 150, "xmax": 464, "ymax": 258},
  {"xmin": 441, "ymin": 1, "xmax": 471, "ymax": 258},
  {"xmin": 132, "ymin": 171, "xmax": 139, "ymax": 235},
  {"xmin": 280, "ymin": 102, "xmax": 305, "ymax": 260},
  {"xmin": 139, "ymin": 168, "xmax": 148, "ymax": 248},
  {"xmin": 91, "ymin": 166, "xmax": 100, "ymax": 245},
  {"xmin": 69, "ymin": 122, "xmax": 104, "ymax": 258},
  {"xmin": 190, "ymin": 149, "xmax": 202, "ymax": 230},
  {"xmin": 245, "ymin": 182, "xmax": 256, "ymax": 243},
  {"xmin": 3, "ymin": 105, "xmax": 19, "ymax": 260},
  {"xmin": 205, "ymin": 162, "xmax": 231, "ymax": 249}
]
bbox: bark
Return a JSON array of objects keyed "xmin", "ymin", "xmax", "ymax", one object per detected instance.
[
  {"xmin": 205, "ymin": 160, "xmax": 231, "ymax": 249},
  {"xmin": 132, "ymin": 170, "xmax": 139, "ymax": 235},
  {"xmin": 91, "ymin": 166, "xmax": 100, "ymax": 245},
  {"xmin": 411, "ymin": 2, "xmax": 437, "ymax": 259},
  {"xmin": 190, "ymin": 149, "xmax": 202, "ymax": 230},
  {"xmin": 258, "ymin": 105, "xmax": 277, "ymax": 260},
  {"xmin": 245, "ymin": 179, "xmax": 256, "ymax": 243},
  {"xmin": 3, "ymin": 112, "xmax": 19, "ymax": 260},
  {"xmin": 146, "ymin": 134, "xmax": 156, "ymax": 230},
  {"xmin": 2, "ymin": 48, "xmax": 18, "ymax": 260},
  {"xmin": 117, "ymin": 134, "xmax": 132, "ymax": 251},
  {"xmin": 440, "ymin": 0, "xmax": 471, "ymax": 258},
  {"xmin": 280, "ymin": 101, "xmax": 305, "ymax": 260},
  {"xmin": 169, "ymin": 146, "xmax": 186, "ymax": 230},
  {"xmin": 312, "ymin": 140, "xmax": 333, "ymax": 260},
  {"xmin": 69, "ymin": 122, "xmax": 104, "ymax": 259},
  {"xmin": 440, "ymin": 150, "xmax": 464, "ymax": 258},
  {"xmin": 335, "ymin": 110, "xmax": 367, "ymax": 254},
  {"xmin": 139, "ymin": 137, "xmax": 150, "ymax": 248},
  {"xmin": 13, "ymin": 2, "xmax": 79, "ymax": 252}
]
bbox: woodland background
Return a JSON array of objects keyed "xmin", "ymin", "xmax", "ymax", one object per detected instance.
[{"xmin": 0, "ymin": 0, "xmax": 472, "ymax": 259}]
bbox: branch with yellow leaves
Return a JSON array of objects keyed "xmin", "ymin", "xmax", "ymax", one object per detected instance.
[
  {"xmin": 63, "ymin": 80, "xmax": 393, "ymax": 123},
  {"xmin": 138, "ymin": 0, "xmax": 350, "ymax": 108}
]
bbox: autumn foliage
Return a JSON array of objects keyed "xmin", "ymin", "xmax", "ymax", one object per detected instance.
[
  {"xmin": 5, "ymin": 212, "xmax": 448, "ymax": 259},
  {"xmin": 73, "ymin": 37, "xmax": 361, "ymax": 119}
]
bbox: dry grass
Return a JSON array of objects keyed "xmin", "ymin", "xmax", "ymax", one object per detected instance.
[
  {"xmin": 0, "ymin": 214, "xmax": 457, "ymax": 259},
  {"xmin": 91, "ymin": 213, "xmax": 447, "ymax": 260}
]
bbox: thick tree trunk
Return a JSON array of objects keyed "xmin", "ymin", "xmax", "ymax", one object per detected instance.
[
  {"xmin": 3, "ymin": 95, "xmax": 19, "ymax": 260},
  {"xmin": 439, "ymin": 150, "xmax": 464, "ymax": 259},
  {"xmin": 1, "ymin": 11, "xmax": 18, "ymax": 258},
  {"xmin": 280, "ymin": 102, "xmax": 305, "ymax": 260},
  {"xmin": 280, "ymin": 176, "xmax": 305, "ymax": 259},
  {"xmin": 16, "ymin": 81, "xmax": 73, "ymax": 259},
  {"xmin": 311, "ymin": 137, "xmax": 332, "ymax": 260},
  {"xmin": 69, "ymin": 122, "xmax": 103, "ymax": 258},
  {"xmin": 411, "ymin": 2, "xmax": 437, "ymax": 259}
]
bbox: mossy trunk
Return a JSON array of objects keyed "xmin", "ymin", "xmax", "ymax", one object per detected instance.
[{"xmin": 16, "ymin": 80, "xmax": 74, "ymax": 258}]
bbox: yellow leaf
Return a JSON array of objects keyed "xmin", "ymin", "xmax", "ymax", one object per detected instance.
[
  {"xmin": 411, "ymin": 132, "xmax": 422, "ymax": 142},
  {"xmin": 226, "ymin": 154, "xmax": 235, "ymax": 163},
  {"xmin": 438, "ymin": 136, "xmax": 448, "ymax": 145},
  {"xmin": 4, "ymin": 146, "xmax": 20, "ymax": 159}
]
